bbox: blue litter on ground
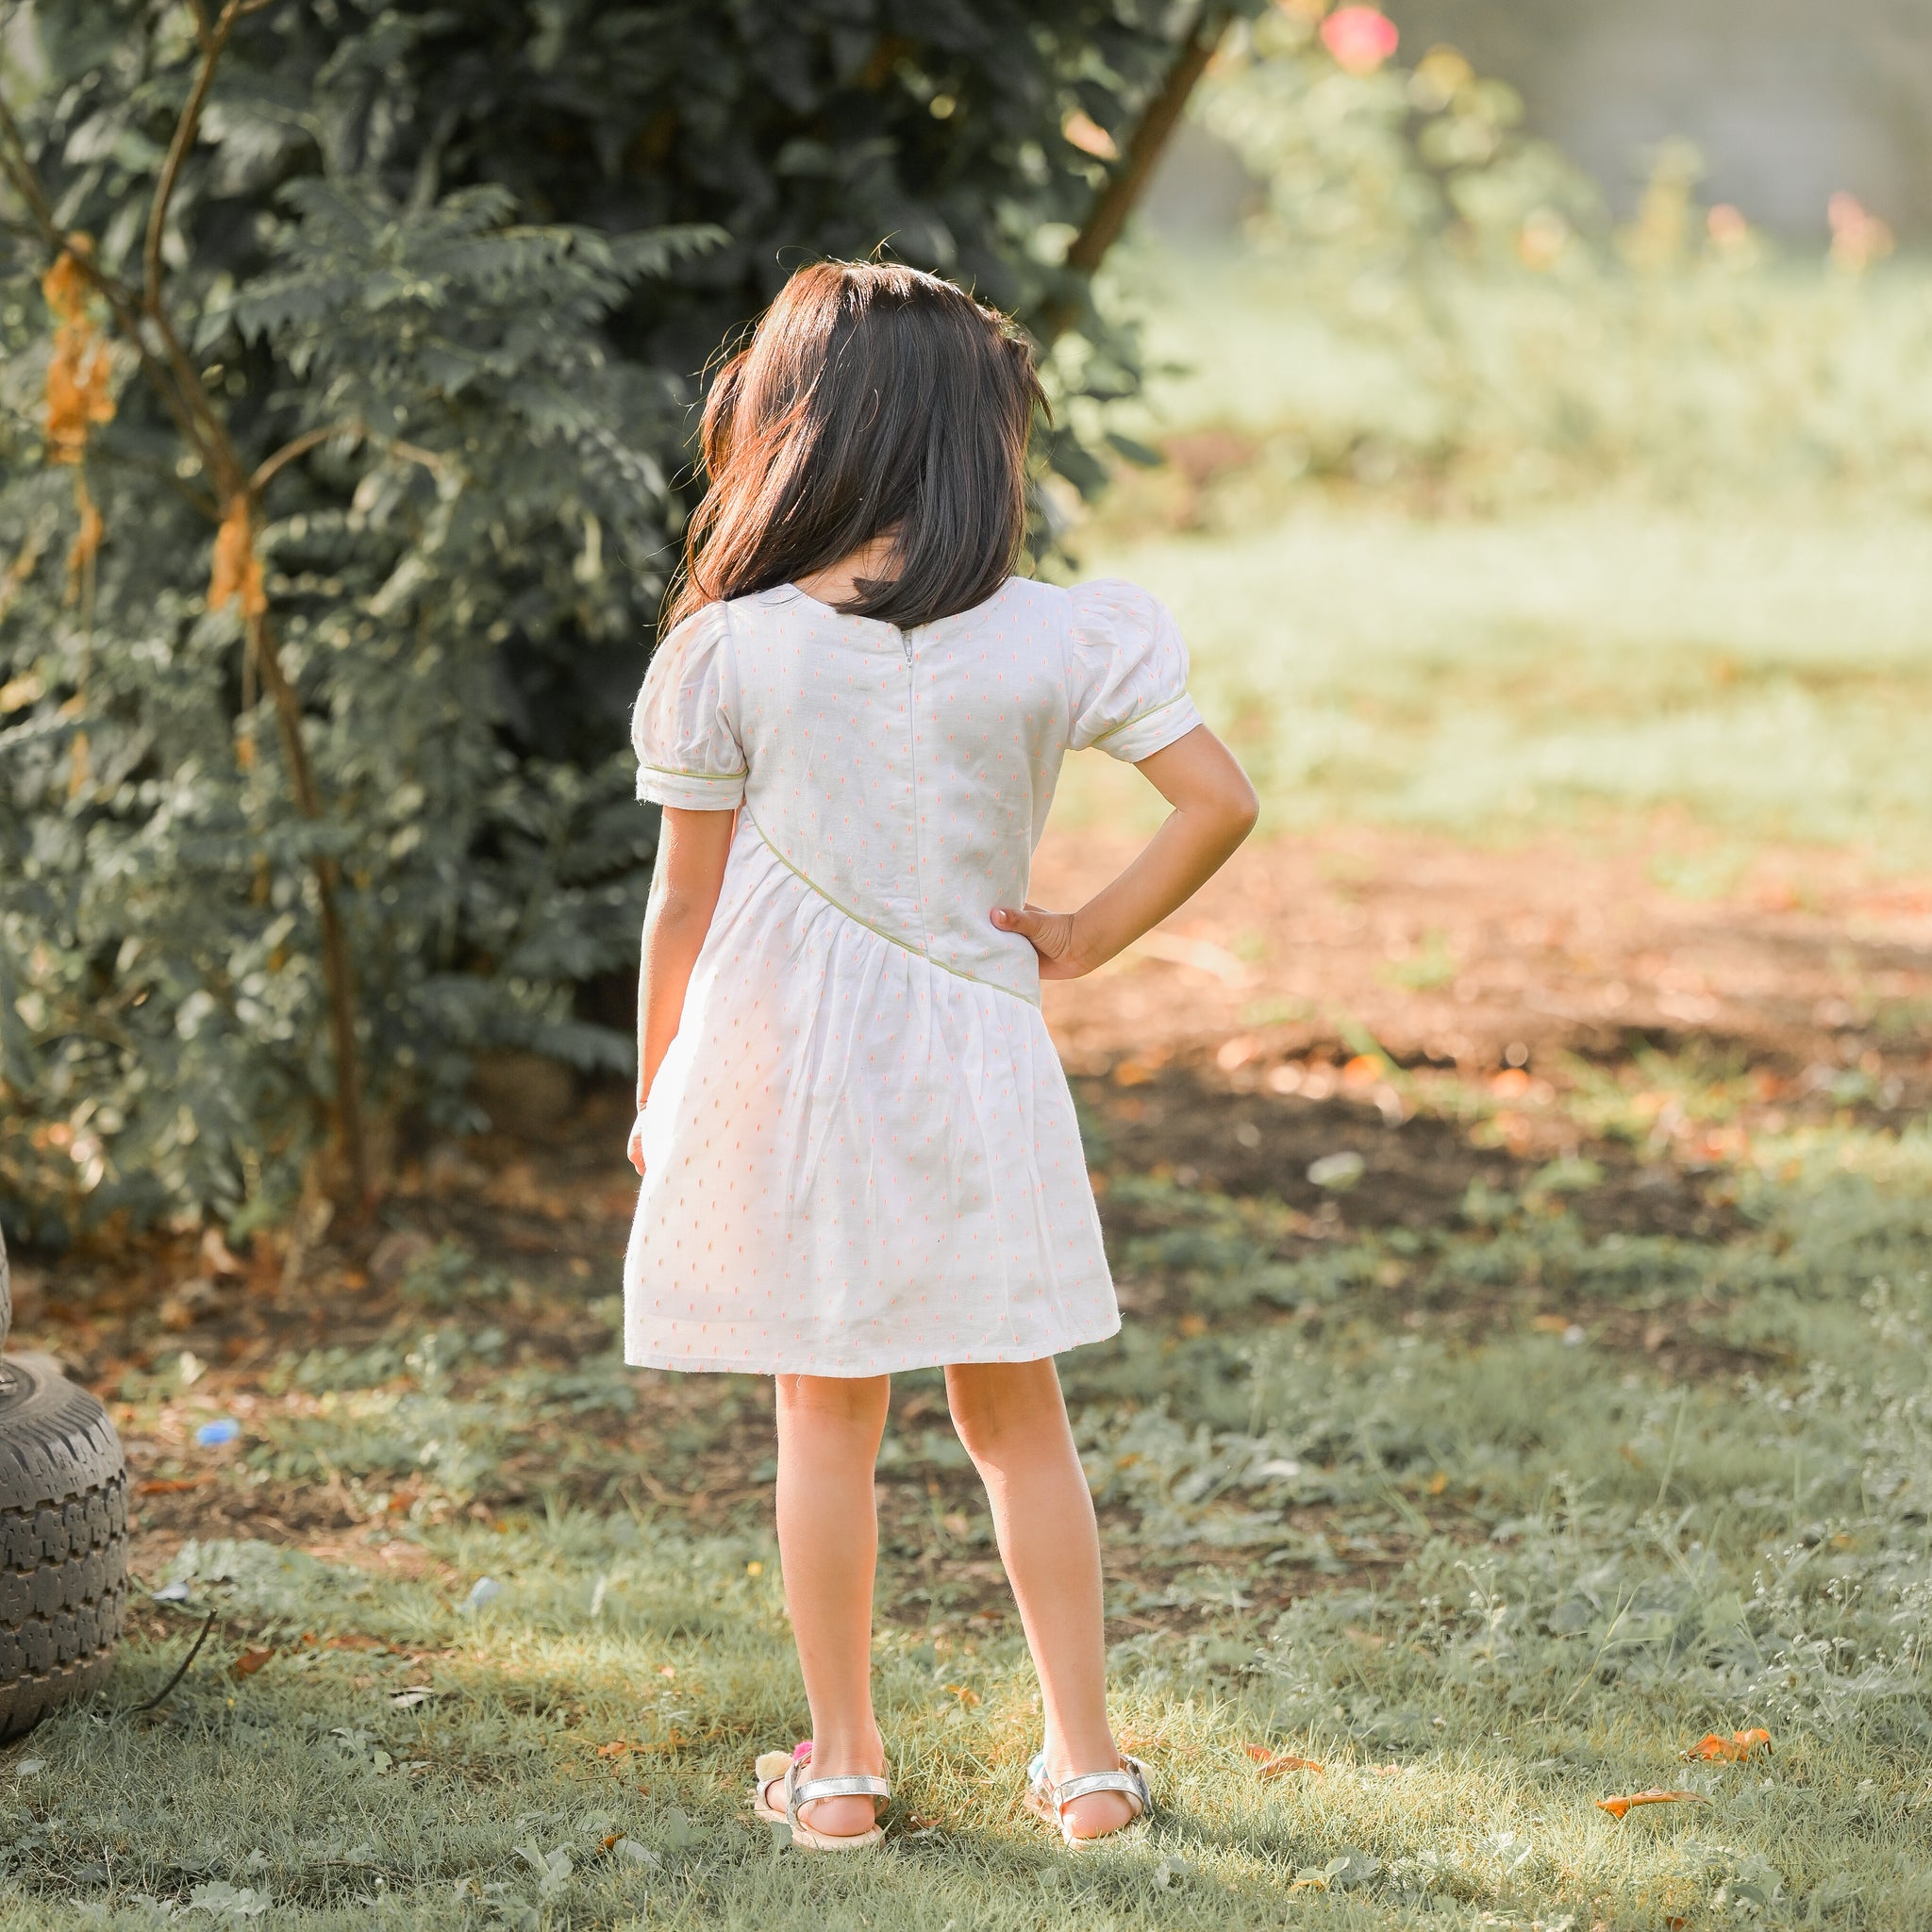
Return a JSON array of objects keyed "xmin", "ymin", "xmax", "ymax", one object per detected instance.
[{"xmin": 195, "ymin": 1419, "xmax": 241, "ymax": 1446}]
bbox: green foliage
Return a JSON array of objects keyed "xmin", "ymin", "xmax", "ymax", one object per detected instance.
[
  {"xmin": 1165, "ymin": 14, "xmax": 1932, "ymax": 507},
  {"xmin": 0, "ymin": 1, "xmax": 1206, "ymax": 1237}
]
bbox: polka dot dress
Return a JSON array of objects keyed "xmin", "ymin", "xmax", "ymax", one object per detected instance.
[{"xmin": 624, "ymin": 576, "xmax": 1203, "ymax": 1377}]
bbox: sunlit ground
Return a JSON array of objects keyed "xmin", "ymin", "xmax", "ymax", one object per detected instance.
[{"xmin": 6, "ymin": 245, "xmax": 1931, "ymax": 1927}]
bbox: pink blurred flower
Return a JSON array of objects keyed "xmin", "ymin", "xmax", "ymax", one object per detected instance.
[
  {"xmin": 1320, "ymin": 7, "xmax": 1399, "ymax": 75},
  {"xmin": 1828, "ymin": 192, "xmax": 1893, "ymax": 272}
]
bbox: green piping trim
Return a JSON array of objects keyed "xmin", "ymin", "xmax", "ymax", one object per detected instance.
[
  {"xmin": 742, "ymin": 808, "xmax": 1041, "ymax": 1008},
  {"xmin": 1088, "ymin": 690, "xmax": 1192, "ymax": 746}
]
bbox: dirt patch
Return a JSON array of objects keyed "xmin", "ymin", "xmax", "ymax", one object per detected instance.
[
  {"xmin": 1032, "ymin": 821, "xmax": 1932, "ymax": 1100},
  {"xmin": 1074, "ymin": 1064, "xmax": 1728, "ymax": 1241}
]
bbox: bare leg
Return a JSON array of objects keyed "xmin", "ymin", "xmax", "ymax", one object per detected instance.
[
  {"xmin": 945, "ymin": 1358, "xmax": 1136, "ymax": 1840},
  {"xmin": 772, "ymin": 1373, "xmax": 891, "ymax": 1838}
]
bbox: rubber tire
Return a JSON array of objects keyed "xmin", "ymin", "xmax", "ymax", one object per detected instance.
[
  {"xmin": 0, "ymin": 1352, "xmax": 128, "ymax": 1740},
  {"xmin": 0, "ymin": 1223, "xmax": 11, "ymax": 1352}
]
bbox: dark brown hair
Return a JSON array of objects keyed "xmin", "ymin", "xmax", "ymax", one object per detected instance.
[{"xmin": 662, "ymin": 261, "xmax": 1047, "ymax": 633}]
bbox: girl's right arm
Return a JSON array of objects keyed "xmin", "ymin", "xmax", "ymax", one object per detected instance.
[
  {"xmin": 991, "ymin": 724, "xmax": 1257, "ymax": 977},
  {"xmin": 629, "ymin": 806, "xmax": 737, "ymax": 1175}
]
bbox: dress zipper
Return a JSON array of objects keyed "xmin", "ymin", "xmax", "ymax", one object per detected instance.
[{"xmin": 900, "ymin": 626, "xmax": 929, "ymax": 953}]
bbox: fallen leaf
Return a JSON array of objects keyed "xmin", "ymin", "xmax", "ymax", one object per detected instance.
[
  {"xmin": 597, "ymin": 1740, "xmax": 632, "ymax": 1759},
  {"xmin": 1596, "ymin": 1789, "xmax": 1707, "ymax": 1820},
  {"xmin": 1245, "ymin": 1743, "xmax": 1324, "ymax": 1778},
  {"xmin": 229, "ymin": 1647, "xmax": 275, "ymax": 1681},
  {"xmin": 1424, "ymin": 1470, "xmax": 1449, "ymax": 1496},
  {"xmin": 137, "ymin": 1475, "xmax": 210, "ymax": 1495},
  {"xmin": 942, "ymin": 1683, "xmax": 981, "ymax": 1707},
  {"xmin": 1683, "ymin": 1727, "xmax": 1772, "ymax": 1762}
]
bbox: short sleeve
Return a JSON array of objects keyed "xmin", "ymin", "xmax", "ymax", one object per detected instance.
[
  {"xmin": 1066, "ymin": 579, "xmax": 1204, "ymax": 762},
  {"xmin": 630, "ymin": 604, "xmax": 747, "ymax": 809}
]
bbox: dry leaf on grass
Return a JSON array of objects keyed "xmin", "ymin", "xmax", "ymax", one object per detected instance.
[
  {"xmin": 137, "ymin": 1475, "xmax": 210, "ymax": 1495},
  {"xmin": 1596, "ymin": 1789, "xmax": 1707, "ymax": 1820},
  {"xmin": 229, "ymin": 1647, "xmax": 275, "ymax": 1681},
  {"xmin": 1245, "ymin": 1743, "xmax": 1324, "ymax": 1777},
  {"xmin": 596, "ymin": 1740, "xmax": 631, "ymax": 1759},
  {"xmin": 1684, "ymin": 1727, "xmax": 1771, "ymax": 1762}
]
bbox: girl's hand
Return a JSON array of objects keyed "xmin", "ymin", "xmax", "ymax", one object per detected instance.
[
  {"xmin": 991, "ymin": 903, "xmax": 1090, "ymax": 979},
  {"xmin": 627, "ymin": 1108, "xmax": 648, "ymax": 1175},
  {"xmin": 992, "ymin": 726, "xmax": 1258, "ymax": 985}
]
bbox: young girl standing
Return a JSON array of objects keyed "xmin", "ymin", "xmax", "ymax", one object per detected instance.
[{"xmin": 625, "ymin": 262, "xmax": 1257, "ymax": 1851}]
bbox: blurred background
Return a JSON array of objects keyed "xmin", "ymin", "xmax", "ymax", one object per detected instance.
[{"xmin": 2, "ymin": 6, "xmax": 1931, "ymax": 1920}]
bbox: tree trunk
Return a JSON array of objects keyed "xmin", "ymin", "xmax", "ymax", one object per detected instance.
[{"xmin": 1044, "ymin": 1, "xmax": 1238, "ymax": 337}]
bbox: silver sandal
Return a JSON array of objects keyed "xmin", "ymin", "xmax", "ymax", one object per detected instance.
[
  {"xmin": 752, "ymin": 1741, "xmax": 890, "ymax": 1851},
  {"xmin": 1024, "ymin": 1750, "xmax": 1153, "ymax": 1848}
]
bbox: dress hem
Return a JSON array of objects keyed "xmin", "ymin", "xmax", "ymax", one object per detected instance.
[{"xmin": 623, "ymin": 1314, "xmax": 1121, "ymax": 1378}]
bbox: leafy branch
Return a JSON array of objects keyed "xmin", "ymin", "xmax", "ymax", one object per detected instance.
[{"xmin": 0, "ymin": 0, "xmax": 375, "ymax": 1215}]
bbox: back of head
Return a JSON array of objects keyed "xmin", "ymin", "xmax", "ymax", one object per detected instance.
[{"xmin": 667, "ymin": 261, "xmax": 1046, "ymax": 632}]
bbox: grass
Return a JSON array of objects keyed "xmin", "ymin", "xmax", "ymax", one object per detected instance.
[
  {"xmin": 1047, "ymin": 242, "xmax": 1932, "ymax": 860},
  {"xmin": 6, "ymin": 1132, "xmax": 1932, "ymax": 1927},
  {"xmin": 1052, "ymin": 500, "xmax": 1932, "ymax": 862}
]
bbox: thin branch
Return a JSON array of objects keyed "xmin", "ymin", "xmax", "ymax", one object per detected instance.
[
  {"xmin": 245, "ymin": 602, "xmax": 372, "ymax": 1213},
  {"xmin": 1043, "ymin": 0, "xmax": 1237, "ymax": 339},
  {"xmin": 251, "ymin": 423, "xmax": 448, "ymax": 495},
  {"xmin": 144, "ymin": 0, "xmax": 242, "ymax": 316},
  {"xmin": 0, "ymin": 93, "xmax": 59, "ymax": 237},
  {"xmin": 250, "ymin": 422, "xmax": 355, "ymax": 493}
]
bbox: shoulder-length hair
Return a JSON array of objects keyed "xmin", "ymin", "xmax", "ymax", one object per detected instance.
[{"xmin": 661, "ymin": 261, "xmax": 1047, "ymax": 634}]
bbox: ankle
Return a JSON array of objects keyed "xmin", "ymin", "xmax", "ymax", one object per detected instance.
[
  {"xmin": 807, "ymin": 1724, "xmax": 885, "ymax": 1772},
  {"xmin": 1043, "ymin": 1734, "xmax": 1122, "ymax": 1782}
]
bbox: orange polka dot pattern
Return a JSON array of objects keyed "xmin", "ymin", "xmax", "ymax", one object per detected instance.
[{"xmin": 625, "ymin": 577, "xmax": 1202, "ymax": 1376}]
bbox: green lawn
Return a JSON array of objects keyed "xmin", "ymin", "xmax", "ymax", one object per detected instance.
[
  {"xmin": 1052, "ymin": 501, "xmax": 1932, "ymax": 863},
  {"xmin": 8, "ymin": 1127, "xmax": 1932, "ymax": 1927}
]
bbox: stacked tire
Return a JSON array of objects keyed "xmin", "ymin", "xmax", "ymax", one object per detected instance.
[{"xmin": 0, "ymin": 1228, "xmax": 129, "ymax": 1740}]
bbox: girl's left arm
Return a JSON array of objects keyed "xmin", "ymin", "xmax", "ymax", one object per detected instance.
[{"xmin": 629, "ymin": 806, "xmax": 737, "ymax": 1175}]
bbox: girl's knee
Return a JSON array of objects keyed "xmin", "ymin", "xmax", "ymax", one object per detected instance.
[
  {"xmin": 776, "ymin": 1373, "xmax": 891, "ymax": 1431},
  {"xmin": 945, "ymin": 1358, "xmax": 1064, "ymax": 1460}
]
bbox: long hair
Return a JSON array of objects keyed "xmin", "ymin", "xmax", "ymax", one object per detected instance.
[{"xmin": 662, "ymin": 261, "xmax": 1047, "ymax": 633}]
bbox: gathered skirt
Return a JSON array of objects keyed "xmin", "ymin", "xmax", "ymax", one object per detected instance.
[{"xmin": 623, "ymin": 823, "xmax": 1119, "ymax": 1375}]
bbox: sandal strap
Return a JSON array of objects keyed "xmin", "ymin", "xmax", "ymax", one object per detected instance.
[
  {"xmin": 789, "ymin": 1772, "xmax": 890, "ymax": 1822},
  {"xmin": 1030, "ymin": 1752, "xmax": 1152, "ymax": 1817}
]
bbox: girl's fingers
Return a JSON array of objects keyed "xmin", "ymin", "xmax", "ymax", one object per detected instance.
[{"xmin": 991, "ymin": 903, "xmax": 1079, "ymax": 969}]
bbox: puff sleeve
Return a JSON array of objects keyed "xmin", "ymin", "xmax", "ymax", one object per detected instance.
[
  {"xmin": 630, "ymin": 604, "xmax": 747, "ymax": 809},
  {"xmin": 1066, "ymin": 579, "xmax": 1204, "ymax": 762}
]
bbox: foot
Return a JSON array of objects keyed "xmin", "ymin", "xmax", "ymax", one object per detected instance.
[
  {"xmin": 763, "ymin": 1733, "xmax": 886, "ymax": 1840},
  {"xmin": 1032, "ymin": 1748, "xmax": 1150, "ymax": 1844},
  {"xmin": 1060, "ymin": 1787, "xmax": 1139, "ymax": 1840}
]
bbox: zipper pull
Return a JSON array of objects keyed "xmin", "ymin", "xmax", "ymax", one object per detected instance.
[{"xmin": 900, "ymin": 631, "xmax": 913, "ymax": 668}]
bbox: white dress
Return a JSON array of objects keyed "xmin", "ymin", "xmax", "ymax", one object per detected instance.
[{"xmin": 623, "ymin": 575, "xmax": 1202, "ymax": 1376}]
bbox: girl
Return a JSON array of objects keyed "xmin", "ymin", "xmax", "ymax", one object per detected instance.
[{"xmin": 625, "ymin": 262, "xmax": 1257, "ymax": 1852}]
